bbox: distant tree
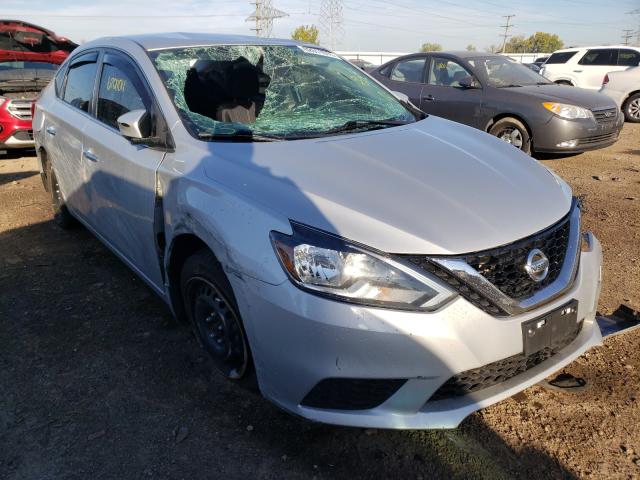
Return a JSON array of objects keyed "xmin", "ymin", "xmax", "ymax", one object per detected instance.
[
  {"xmin": 466, "ymin": 44, "xmax": 476, "ymax": 51},
  {"xmin": 291, "ymin": 25, "xmax": 319, "ymax": 45},
  {"xmin": 420, "ymin": 42, "xmax": 442, "ymax": 52},
  {"xmin": 504, "ymin": 35, "xmax": 529, "ymax": 53},
  {"xmin": 503, "ymin": 32, "xmax": 564, "ymax": 53},
  {"xmin": 528, "ymin": 32, "xmax": 564, "ymax": 53},
  {"xmin": 485, "ymin": 44, "xmax": 499, "ymax": 53}
]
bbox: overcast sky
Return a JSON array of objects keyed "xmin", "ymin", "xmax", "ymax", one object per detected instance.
[{"xmin": 3, "ymin": 0, "xmax": 639, "ymax": 52}]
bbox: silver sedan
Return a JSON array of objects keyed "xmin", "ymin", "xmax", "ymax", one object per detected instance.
[{"xmin": 34, "ymin": 33, "xmax": 606, "ymax": 429}]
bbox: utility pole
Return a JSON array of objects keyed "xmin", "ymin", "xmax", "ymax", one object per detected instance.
[
  {"xmin": 622, "ymin": 29, "xmax": 634, "ymax": 45},
  {"xmin": 320, "ymin": 0, "xmax": 344, "ymax": 50},
  {"xmin": 246, "ymin": 0, "xmax": 288, "ymax": 38},
  {"xmin": 628, "ymin": 9, "xmax": 640, "ymax": 46},
  {"xmin": 499, "ymin": 14, "xmax": 515, "ymax": 53}
]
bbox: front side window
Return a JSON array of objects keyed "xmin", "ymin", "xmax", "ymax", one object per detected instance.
[
  {"xmin": 97, "ymin": 57, "xmax": 149, "ymax": 130},
  {"xmin": 62, "ymin": 60, "xmax": 98, "ymax": 112},
  {"xmin": 545, "ymin": 51, "xmax": 577, "ymax": 64},
  {"xmin": 579, "ymin": 49, "xmax": 618, "ymax": 66},
  {"xmin": 428, "ymin": 57, "xmax": 473, "ymax": 87},
  {"xmin": 150, "ymin": 45, "xmax": 416, "ymax": 140},
  {"xmin": 468, "ymin": 56, "xmax": 549, "ymax": 87},
  {"xmin": 618, "ymin": 49, "xmax": 640, "ymax": 66},
  {"xmin": 390, "ymin": 58, "xmax": 426, "ymax": 83}
]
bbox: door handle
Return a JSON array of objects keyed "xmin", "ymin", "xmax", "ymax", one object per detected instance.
[
  {"xmin": 423, "ymin": 94, "xmax": 435, "ymax": 101},
  {"xmin": 46, "ymin": 126, "xmax": 56, "ymax": 136},
  {"xmin": 83, "ymin": 149, "xmax": 99, "ymax": 162},
  {"xmin": 573, "ymin": 70, "xmax": 583, "ymax": 73}
]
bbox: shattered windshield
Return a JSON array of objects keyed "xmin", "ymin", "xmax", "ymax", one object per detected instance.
[
  {"xmin": 149, "ymin": 45, "xmax": 416, "ymax": 140},
  {"xmin": 469, "ymin": 56, "xmax": 551, "ymax": 87}
]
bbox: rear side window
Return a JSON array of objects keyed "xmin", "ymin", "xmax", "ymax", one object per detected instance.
[
  {"xmin": 390, "ymin": 57, "xmax": 426, "ymax": 83},
  {"xmin": 618, "ymin": 49, "xmax": 640, "ymax": 66},
  {"xmin": 545, "ymin": 52, "xmax": 577, "ymax": 64},
  {"xmin": 62, "ymin": 60, "xmax": 98, "ymax": 112},
  {"xmin": 96, "ymin": 56, "xmax": 150, "ymax": 130},
  {"xmin": 579, "ymin": 49, "xmax": 618, "ymax": 66}
]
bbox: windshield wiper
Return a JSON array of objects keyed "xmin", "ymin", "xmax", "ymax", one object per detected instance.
[
  {"xmin": 321, "ymin": 119, "xmax": 412, "ymax": 135},
  {"xmin": 198, "ymin": 132, "xmax": 283, "ymax": 142}
]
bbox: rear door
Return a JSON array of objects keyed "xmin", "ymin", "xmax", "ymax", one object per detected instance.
[
  {"xmin": 382, "ymin": 55, "xmax": 427, "ymax": 106},
  {"xmin": 420, "ymin": 56, "xmax": 484, "ymax": 127},
  {"xmin": 576, "ymin": 49, "xmax": 619, "ymax": 89},
  {"xmin": 82, "ymin": 50, "xmax": 166, "ymax": 288},
  {"xmin": 45, "ymin": 51, "xmax": 99, "ymax": 220}
]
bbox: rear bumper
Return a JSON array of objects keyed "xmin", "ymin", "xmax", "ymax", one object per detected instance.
[
  {"xmin": 230, "ymin": 234, "xmax": 604, "ymax": 429},
  {"xmin": 533, "ymin": 113, "xmax": 624, "ymax": 154}
]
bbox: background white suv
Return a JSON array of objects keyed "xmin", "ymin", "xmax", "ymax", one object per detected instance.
[{"xmin": 541, "ymin": 46, "xmax": 640, "ymax": 90}]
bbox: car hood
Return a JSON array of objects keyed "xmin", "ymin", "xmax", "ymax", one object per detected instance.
[
  {"xmin": 510, "ymin": 84, "xmax": 616, "ymax": 109},
  {"xmin": 202, "ymin": 116, "xmax": 572, "ymax": 255}
]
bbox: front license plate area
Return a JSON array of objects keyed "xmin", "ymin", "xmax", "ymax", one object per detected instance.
[{"xmin": 522, "ymin": 300, "xmax": 579, "ymax": 356}]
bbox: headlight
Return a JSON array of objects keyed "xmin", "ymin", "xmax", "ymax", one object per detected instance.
[
  {"xmin": 270, "ymin": 222, "xmax": 455, "ymax": 311},
  {"xmin": 543, "ymin": 102, "xmax": 593, "ymax": 120}
]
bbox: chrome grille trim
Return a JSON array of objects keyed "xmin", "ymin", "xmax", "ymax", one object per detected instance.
[
  {"xmin": 6, "ymin": 100, "xmax": 33, "ymax": 121},
  {"xmin": 428, "ymin": 201, "xmax": 581, "ymax": 316}
]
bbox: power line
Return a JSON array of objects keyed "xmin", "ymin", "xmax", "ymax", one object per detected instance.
[
  {"xmin": 622, "ymin": 29, "xmax": 634, "ymax": 45},
  {"xmin": 319, "ymin": 0, "xmax": 344, "ymax": 50},
  {"xmin": 499, "ymin": 14, "xmax": 515, "ymax": 53},
  {"xmin": 245, "ymin": 0, "xmax": 288, "ymax": 38}
]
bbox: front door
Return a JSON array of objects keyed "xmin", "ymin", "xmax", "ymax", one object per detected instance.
[
  {"xmin": 420, "ymin": 56, "xmax": 484, "ymax": 128},
  {"xmin": 82, "ymin": 51, "xmax": 166, "ymax": 289},
  {"xmin": 576, "ymin": 48, "xmax": 620, "ymax": 89}
]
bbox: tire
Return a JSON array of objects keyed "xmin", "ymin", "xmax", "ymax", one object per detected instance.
[
  {"xmin": 180, "ymin": 249, "xmax": 255, "ymax": 384},
  {"xmin": 622, "ymin": 93, "xmax": 640, "ymax": 123},
  {"xmin": 555, "ymin": 80, "xmax": 573, "ymax": 86},
  {"xmin": 489, "ymin": 117, "xmax": 532, "ymax": 155},
  {"xmin": 46, "ymin": 161, "xmax": 76, "ymax": 229}
]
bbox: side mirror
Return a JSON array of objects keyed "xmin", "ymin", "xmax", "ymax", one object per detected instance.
[
  {"xmin": 391, "ymin": 90, "xmax": 410, "ymax": 103},
  {"xmin": 458, "ymin": 76, "xmax": 480, "ymax": 89},
  {"xmin": 117, "ymin": 109, "xmax": 151, "ymax": 139}
]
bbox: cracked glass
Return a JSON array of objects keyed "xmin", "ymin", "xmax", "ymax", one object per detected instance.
[{"xmin": 150, "ymin": 45, "xmax": 415, "ymax": 140}]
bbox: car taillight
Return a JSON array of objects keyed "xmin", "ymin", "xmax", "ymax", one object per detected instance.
[{"xmin": 602, "ymin": 74, "xmax": 609, "ymax": 86}]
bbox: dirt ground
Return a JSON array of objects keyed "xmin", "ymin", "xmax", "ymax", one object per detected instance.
[{"xmin": 0, "ymin": 124, "xmax": 639, "ymax": 480}]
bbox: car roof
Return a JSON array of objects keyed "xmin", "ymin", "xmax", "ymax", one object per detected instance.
[
  {"xmin": 552, "ymin": 45, "xmax": 640, "ymax": 52},
  {"xmin": 92, "ymin": 32, "xmax": 307, "ymax": 51}
]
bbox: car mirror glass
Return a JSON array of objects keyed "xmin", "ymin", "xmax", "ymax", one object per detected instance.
[{"xmin": 117, "ymin": 109, "xmax": 150, "ymax": 139}]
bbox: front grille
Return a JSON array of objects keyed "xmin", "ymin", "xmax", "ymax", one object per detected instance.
[
  {"xmin": 592, "ymin": 107, "xmax": 617, "ymax": 125},
  {"xmin": 6, "ymin": 100, "xmax": 33, "ymax": 121},
  {"xmin": 301, "ymin": 378, "xmax": 406, "ymax": 410},
  {"xmin": 428, "ymin": 320, "xmax": 583, "ymax": 402},
  {"xmin": 12, "ymin": 130, "xmax": 33, "ymax": 141},
  {"xmin": 578, "ymin": 132, "xmax": 617, "ymax": 146},
  {"xmin": 463, "ymin": 216, "xmax": 570, "ymax": 300}
]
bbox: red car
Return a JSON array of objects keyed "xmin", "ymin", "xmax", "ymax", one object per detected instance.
[{"xmin": 0, "ymin": 20, "xmax": 76, "ymax": 151}]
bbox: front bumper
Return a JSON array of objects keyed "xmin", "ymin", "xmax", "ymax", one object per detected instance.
[
  {"xmin": 534, "ymin": 113, "xmax": 624, "ymax": 154},
  {"xmin": 231, "ymin": 234, "xmax": 604, "ymax": 429}
]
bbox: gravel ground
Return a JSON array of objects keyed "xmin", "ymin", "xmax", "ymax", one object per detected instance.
[{"xmin": 0, "ymin": 124, "xmax": 639, "ymax": 479}]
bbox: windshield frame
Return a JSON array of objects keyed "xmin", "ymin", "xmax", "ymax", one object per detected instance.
[{"xmin": 147, "ymin": 43, "xmax": 421, "ymax": 142}]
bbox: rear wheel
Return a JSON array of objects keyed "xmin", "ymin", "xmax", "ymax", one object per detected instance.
[
  {"xmin": 622, "ymin": 93, "xmax": 640, "ymax": 123},
  {"xmin": 489, "ymin": 117, "xmax": 532, "ymax": 155},
  {"xmin": 46, "ymin": 161, "xmax": 75, "ymax": 229},
  {"xmin": 180, "ymin": 249, "xmax": 254, "ymax": 382}
]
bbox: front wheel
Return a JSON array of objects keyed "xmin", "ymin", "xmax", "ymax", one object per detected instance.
[
  {"xmin": 180, "ymin": 249, "xmax": 253, "ymax": 381},
  {"xmin": 622, "ymin": 93, "xmax": 640, "ymax": 123},
  {"xmin": 489, "ymin": 117, "xmax": 532, "ymax": 155}
]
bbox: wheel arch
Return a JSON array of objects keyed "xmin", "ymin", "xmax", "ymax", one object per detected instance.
[{"xmin": 36, "ymin": 146, "xmax": 50, "ymax": 192}]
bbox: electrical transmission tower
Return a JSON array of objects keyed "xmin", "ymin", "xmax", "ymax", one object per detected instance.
[
  {"xmin": 319, "ymin": 0, "xmax": 344, "ymax": 50},
  {"xmin": 499, "ymin": 14, "xmax": 515, "ymax": 53},
  {"xmin": 246, "ymin": 0, "xmax": 288, "ymax": 38},
  {"xmin": 622, "ymin": 29, "xmax": 634, "ymax": 45}
]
